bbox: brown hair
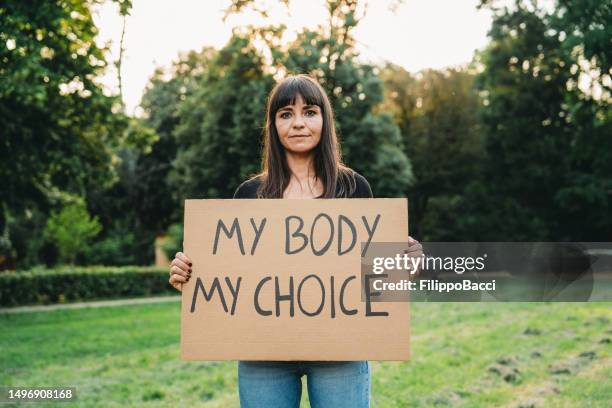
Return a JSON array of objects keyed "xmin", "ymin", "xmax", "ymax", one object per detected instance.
[{"xmin": 257, "ymin": 74, "xmax": 356, "ymax": 198}]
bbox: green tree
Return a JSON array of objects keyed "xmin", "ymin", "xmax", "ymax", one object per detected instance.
[
  {"xmin": 475, "ymin": 3, "xmax": 574, "ymax": 240},
  {"xmin": 0, "ymin": 0, "xmax": 131, "ymax": 212},
  {"xmin": 84, "ymin": 48, "xmax": 218, "ymax": 265},
  {"xmin": 475, "ymin": 0, "xmax": 611, "ymax": 240},
  {"xmin": 550, "ymin": 0, "xmax": 610, "ymax": 75},
  {"xmin": 86, "ymin": 116, "xmax": 169, "ymax": 265},
  {"xmin": 169, "ymin": 30, "xmax": 276, "ymax": 200},
  {"xmin": 0, "ymin": 0, "xmax": 131, "ymax": 266},
  {"xmin": 550, "ymin": 0, "xmax": 612, "ymax": 240},
  {"xmin": 44, "ymin": 201, "xmax": 102, "ymax": 264},
  {"xmin": 380, "ymin": 65, "xmax": 484, "ymax": 240}
]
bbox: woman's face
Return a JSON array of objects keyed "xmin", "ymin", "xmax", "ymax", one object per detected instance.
[{"xmin": 274, "ymin": 94, "xmax": 323, "ymax": 155}]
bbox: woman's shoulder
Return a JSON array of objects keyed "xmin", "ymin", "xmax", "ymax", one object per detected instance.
[
  {"xmin": 233, "ymin": 174, "xmax": 263, "ymax": 199},
  {"xmin": 340, "ymin": 167, "xmax": 373, "ymax": 198},
  {"xmin": 233, "ymin": 170, "xmax": 372, "ymax": 198}
]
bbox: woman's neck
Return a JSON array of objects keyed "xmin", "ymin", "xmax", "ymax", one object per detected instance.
[
  {"xmin": 283, "ymin": 151, "xmax": 323, "ymax": 198},
  {"xmin": 285, "ymin": 151, "xmax": 316, "ymax": 182}
]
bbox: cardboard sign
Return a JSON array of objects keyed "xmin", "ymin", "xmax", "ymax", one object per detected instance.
[{"xmin": 181, "ymin": 198, "xmax": 410, "ymax": 361}]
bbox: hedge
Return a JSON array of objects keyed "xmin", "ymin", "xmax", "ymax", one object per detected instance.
[{"xmin": 0, "ymin": 266, "xmax": 177, "ymax": 307}]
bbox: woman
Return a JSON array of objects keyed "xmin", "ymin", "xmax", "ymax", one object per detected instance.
[{"xmin": 169, "ymin": 74, "xmax": 422, "ymax": 407}]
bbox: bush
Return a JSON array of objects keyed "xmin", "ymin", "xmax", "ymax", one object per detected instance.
[
  {"xmin": 44, "ymin": 202, "xmax": 102, "ymax": 264},
  {"xmin": 0, "ymin": 266, "xmax": 176, "ymax": 307},
  {"xmin": 82, "ymin": 223, "xmax": 139, "ymax": 266}
]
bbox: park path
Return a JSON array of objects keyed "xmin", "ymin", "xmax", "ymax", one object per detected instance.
[{"xmin": 0, "ymin": 295, "xmax": 181, "ymax": 314}]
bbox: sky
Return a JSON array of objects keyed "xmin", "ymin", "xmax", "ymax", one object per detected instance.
[{"xmin": 93, "ymin": 0, "xmax": 493, "ymax": 115}]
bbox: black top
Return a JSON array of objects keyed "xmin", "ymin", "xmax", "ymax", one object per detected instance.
[{"xmin": 233, "ymin": 171, "xmax": 373, "ymax": 199}]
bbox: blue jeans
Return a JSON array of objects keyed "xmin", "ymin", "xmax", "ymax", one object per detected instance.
[{"xmin": 238, "ymin": 361, "xmax": 370, "ymax": 408}]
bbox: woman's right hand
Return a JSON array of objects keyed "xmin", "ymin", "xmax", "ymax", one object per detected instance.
[{"xmin": 169, "ymin": 251, "xmax": 192, "ymax": 292}]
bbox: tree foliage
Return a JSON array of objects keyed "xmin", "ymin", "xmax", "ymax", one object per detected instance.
[
  {"xmin": 0, "ymin": 0, "xmax": 132, "ymax": 266},
  {"xmin": 380, "ymin": 65, "xmax": 484, "ymax": 240},
  {"xmin": 473, "ymin": 0, "xmax": 611, "ymax": 240},
  {"xmin": 44, "ymin": 201, "xmax": 102, "ymax": 264},
  {"xmin": 169, "ymin": 33, "xmax": 275, "ymax": 200},
  {"xmin": 0, "ymin": 0, "xmax": 128, "ymax": 214}
]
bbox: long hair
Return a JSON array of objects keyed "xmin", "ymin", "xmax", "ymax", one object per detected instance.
[{"xmin": 257, "ymin": 74, "xmax": 356, "ymax": 198}]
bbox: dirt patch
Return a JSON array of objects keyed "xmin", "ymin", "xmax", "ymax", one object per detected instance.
[
  {"xmin": 549, "ymin": 363, "xmax": 573, "ymax": 375},
  {"xmin": 511, "ymin": 382, "xmax": 560, "ymax": 408},
  {"xmin": 497, "ymin": 356, "xmax": 518, "ymax": 366},
  {"xmin": 578, "ymin": 351, "xmax": 596, "ymax": 359},
  {"xmin": 489, "ymin": 363, "xmax": 522, "ymax": 384},
  {"xmin": 549, "ymin": 350, "xmax": 597, "ymax": 375}
]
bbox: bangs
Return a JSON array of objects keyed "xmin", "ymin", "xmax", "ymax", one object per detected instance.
[{"xmin": 269, "ymin": 76, "xmax": 325, "ymax": 115}]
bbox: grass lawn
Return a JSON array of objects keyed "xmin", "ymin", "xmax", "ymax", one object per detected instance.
[{"xmin": 1, "ymin": 302, "xmax": 610, "ymax": 407}]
